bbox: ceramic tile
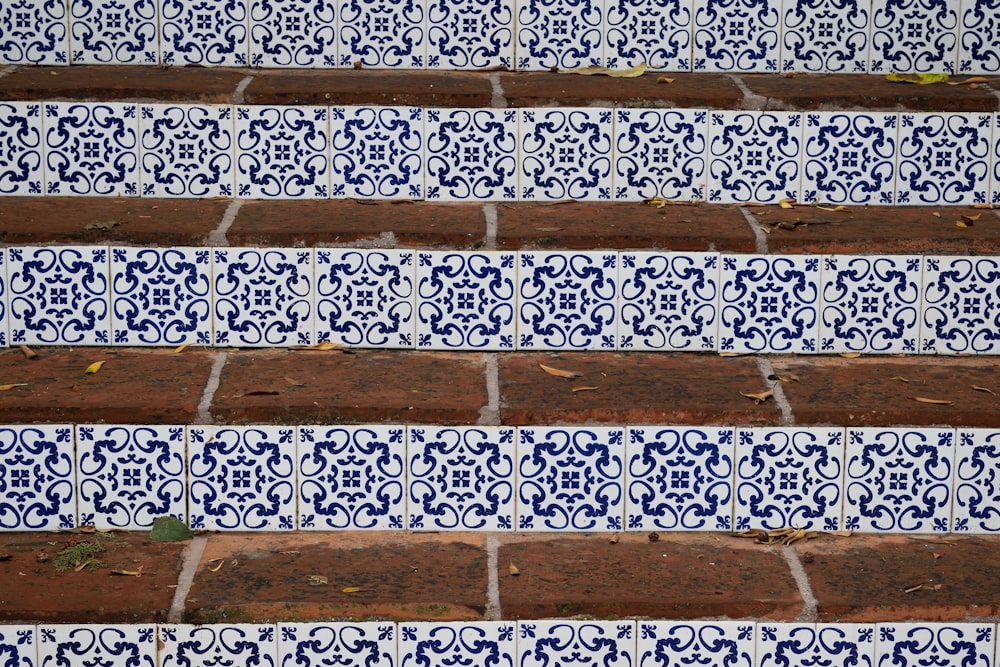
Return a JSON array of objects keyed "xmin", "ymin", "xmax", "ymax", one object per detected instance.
[
  {"xmin": 0, "ymin": 425, "xmax": 75, "ymax": 531},
  {"xmin": 43, "ymin": 102, "xmax": 139, "ymax": 196},
  {"xmin": 279, "ymin": 622, "xmax": 397, "ymax": 667},
  {"xmin": 953, "ymin": 429, "xmax": 1000, "ymax": 533},
  {"xmin": 517, "ymin": 251, "xmax": 617, "ymax": 350},
  {"xmin": 0, "ymin": 627, "xmax": 36, "ymax": 667},
  {"xmin": 520, "ymin": 108, "xmax": 612, "ymax": 201},
  {"xmin": 960, "ymin": 0, "xmax": 1000, "ymax": 74},
  {"xmin": 781, "ymin": 0, "xmax": 870, "ymax": 73},
  {"xmin": 718, "ymin": 254, "xmax": 819, "ymax": 353},
  {"xmin": 515, "ymin": 0, "xmax": 603, "ymax": 71},
  {"xmin": 188, "ymin": 425, "xmax": 297, "ymax": 530},
  {"xmin": 0, "ymin": 0, "xmax": 69, "ymax": 64},
  {"xmin": 820, "ymin": 255, "xmax": 922, "ymax": 354},
  {"xmin": 7, "ymin": 246, "xmax": 111, "ymax": 346},
  {"xmin": 517, "ymin": 426, "xmax": 625, "ymax": 531},
  {"xmin": 213, "ymin": 247, "xmax": 313, "ymax": 347},
  {"xmin": 708, "ymin": 111, "xmax": 802, "ymax": 204},
  {"xmin": 604, "ymin": 0, "xmax": 692, "ymax": 70},
  {"xmin": 626, "ymin": 427, "xmax": 735, "ymax": 531},
  {"xmin": 613, "ymin": 108, "xmax": 707, "ymax": 202},
  {"xmin": 0, "ymin": 249, "xmax": 7, "ymax": 347},
  {"xmin": 69, "ymin": 0, "xmax": 158, "ymax": 64},
  {"xmin": 330, "ymin": 106, "xmax": 423, "ymax": 199},
  {"xmin": 518, "ymin": 621, "xmax": 635, "ymax": 667},
  {"xmin": 339, "ymin": 0, "xmax": 425, "ymax": 68},
  {"xmin": 110, "ymin": 246, "xmax": 212, "ymax": 346},
  {"xmin": 0, "ymin": 102, "xmax": 42, "ymax": 196},
  {"xmin": 692, "ymin": 0, "xmax": 780, "ymax": 72},
  {"xmin": 400, "ymin": 623, "xmax": 514, "ymax": 667},
  {"xmin": 758, "ymin": 624, "xmax": 874, "ymax": 667},
  {"xmin": 921, "ymin": 256, "xmax": 1000, "ymax": 354},
  {"xmin": 159, "ymin": 0, "xmax": 249, "ymax": 66},
  {"xmin": 426, "ymin": 0, "xmax": 513, "ymax": 70},
  {"xmin": 874, "ymin": 624, "xmax": 994, "ymax": 667},
  {"xmin": 76, "ymin": 424, "xmax": 186, "ymax": 529},
  {"xmin": 315, "ymin": 249, "xmax": 415, "ymax": 348},
  {"xmin": 297, "ymin": 425, "xmax": 406, "ymax": 530},
  {"xmin": 619, "ymin": 251, "xmax": 718, "ymax": 351},
  {"xmin": 994, "ymin": 113, "xmax": 1000, "ymax": 206},
  {"xmin": 248, "ymin": 0, "xmax": 337, "ymax": 67},
  {"xmin": 424, "ymin": 108, "xmax": 517, "ymax": 201},
  {"xmin": 408, "ymin": 426, "xmax": 515, "ymax": 530},
  {"xmin": 139, "ymin": 103, "xmax": 235, "ymax": 198},
  {"xmin": 896, "ymin": 113, "xmax": 992, "ymax": 205},
  {"xmin": 159, "ymin": 624, "xmax": 277, "ymax": 667},
  {"xmin": 236, "ymin": 105, "xmax": 329, "ymax": 199},
  {"xmin": 415, "ymin": 250, "xmax": 516, "ymax": 350},
  {"xmin": 844, "ymin": 428, "xmax": 954, "ymax": 533},
  {"xmin": 870, "ymin": 0, "xmax": 959, "ymax": 74},
  {"xmin": 801, "ymin": 112, "xmax": 897, "ymax": 205},
  {"xmin": 638, "ymin": 621, "xmax": 753, "ymax": 667},
  {"xmin": 38, "ymin": 626, "xmax": 155, "ymax": 667}
]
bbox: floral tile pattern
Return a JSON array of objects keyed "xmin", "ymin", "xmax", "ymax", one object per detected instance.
[
  {"xmin": 874, "ymin": 624, "xmax": 994, "ymax": 667},
  {"xmin": 279, "ymin": 622, "xmax": 396, "ymax": 667},
  {"xmin": 330, "ymin": 106, "xmax": 423, "ymax": 199},
  {"xmin": 637, "ymin": 621, "xmax": 754, "ymax": 667},
  {"xmin": 339, "ymin": 0, "xmax": 425, "ymax": 68},
  {"xmin": 69, "ymin": 0, "xmax": 158, "ymax": 64},
  {"xmin": 0, "ymin": 0, "xmax": 68, "ymax": 64},
  {"xmin": 953, "ymin": 429, "xmax": 1000, "ymax": 533},
  {"xmin": 236, "ymin": 106, "xmax": 329, "ymax": 199},
  {"xmin": 960, "ymin": 0, "xmax": 1000, "ymax": 74},
  {"xmin": 159, "ymin": 0, "xmax": 248, "ymax": 66},
  {"xmin": 0, "ymin": 250, "xmax": 7, "ymax": 347},
  {"xmin": 43, "ymin": 102, "xmax": 139, "ymax": 197},
  {"xmin": 520, "ymin": 108, "xmax": 612, "ymax": 201},
  {"xmin": 782, "ymin": 0, "xmax": 870, "ymax": 73},
  {"xmin": 606, "ymin": 0, "xmax": 692, "ymax": 71},
  {"xmin": 0, "ymin": 102, "xmax": 42, "ymax": 196},
  {"xmin": 424, "ymin": 108, "xmax": 518, "ymax": 201},
  {"xmin": 921, "ymin": 256, "xmax": 1000, "ymax": 354},
  {"xmin": 0, "ymin": 626, "xmax": 35, "ymax": 667},
  {"xmin": 801, "ymin": 112, "xmax": 897, "ymax": 205},
  {"xmin": 248, "ymin": 0, "xmax": 337, "ymax": 67},
  {"xmin": 0, "ymin": 424, "xmax": 74, "ymax": 531},
  {"xmin": 515, "ymin": 0, "xmax": 603, "ymax": 71},
  {"xmin": 870, "ymin": 0, "xmax": 959, "ymax": 74},
  {"xmin": 139, "ymin": 104, "xmax": 234, "ymax": 198},
  {"xmin": 400, "ymin": 622, "xmax": 515, "ymax": 667},
  {"xmin": 693, "ymin": 0, "xmax": 780, "ymax": 72},
  {"xmin": 758, "ymin": 624, "xmax": 874, "ymax": 667},
  {"xmin": 426, "ymin": 0, "xmax": 513, "ymax": 70},
  {"xmin": 39, "ymin": 625, "xmax": 155, "ymax": 667},
  {"xmin": 518, "ymin": 621, "xmax": 635, "ymax": 667},
  {"xmin": 159, "ymin": 624, "xmax": 276, "ymax": 667},
  {"xmin": 708, "ymin": 111, "xmax": 802, "ymax": 204},
  {"xmin": 896, "ymin": 113, "xmax": 991, "ymax": 206},
  {"xmin": 613, "ymin": 109, "xmax": 707, "ymax": 202}
]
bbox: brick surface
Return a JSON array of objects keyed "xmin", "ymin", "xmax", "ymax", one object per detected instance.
[
  {"xmin": 499, "ymin": 72, "xmax": 744, "ymax": 108},
  {"xmin": 499, "ymin": 353, "xmax": 782, "ymax": 426},
  {"xmin": 0, "ymin": 66, "xmax": 247, "ymax": 103}
]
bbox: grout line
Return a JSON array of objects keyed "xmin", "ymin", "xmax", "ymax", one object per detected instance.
[
  {"xmin": 485, "ymin": 533, "xmax": 503, "ymax": 621},
  {"xmin": 233, "ymin": 75, "xmax": 254, "ymax": 105},
  {"xmin": 195, "ymin": 351, "xmax": 229, "ymax": 425},
  {"xmin": 477, "ymin": 353, "xmax": 501, "ymax": 426},
  {"xmin": 726, "ymin": 74, "xmax": 768, "ymax": 111},
  {"xmin": 0, "ymin": 64, "xmax": 17, "ymax": 79},
  {"xmin": 207, "ymin": 198, "xmax": 243, "ymax": 247},
  {"xmin": 482, "ymin": 203, "xmax": 498, "ymax": 250},
  {"xmin": 781, "ymin": 545, "xmax": 819, "ymax": 623},
  {"xmin": 488, "ymin": 72, "xmax": 507, "ymax": 109},
  {"xmin": 739, "ymin": 206, "xmax": 770, "ymax": 254},
  {"xmin": 755, "ymin": 356, "xmax": 794, "ymax": 426},
  {"xmin": 167, "ymin": 535, "xmax": 208, "ymax": 623}
]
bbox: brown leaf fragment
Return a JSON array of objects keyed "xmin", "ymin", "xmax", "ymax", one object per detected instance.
[
  {"xmin": 207, "ymin": 558, "xmax": 225, "ymax": 572},
  {"xmin": 839, "ymin": 352, "xmax": 862, "ymax": 358},
  {"xmin": 733, "ymin": 529, "xmax": 768, "ymax": 539},
  {"xmin": 648, "ymin": 532, "xmax": 660, "ymax": 543},
  {"xmin": 535, "ymin": 227, "xmax": 564, "ymax": 232},
  {"xmin": 539, "ymin": 363, "xmax": 581, "ymax": 379},
  {"xmin": 947, "ymin": 76, "xmax": 990, "ymax": 85},
  {"xmin": 656, "ymin": 76, "xmax": 675, "ymax": 84},
  {"xmin": 816, "ymin": 205, "xmax": 850, "ymax": 212},
  {"xmin": 19, "ymin": 345, "xmax": 38, "ymax": 359},
  {"xmin": 239, "ymin": 390, "xmax": 280, "ymax": 397},
  {"xmin": 933, "ymin": 552, "xmax": 941, "ymax": 560},
  {"xmin": 0, "ymin": 383, "xmax": 29, "ymax": 391},
  {"xmin": 972, "ymin": 203, "xmax": 994, "ymax": 209},
  {"xmin": 308, "ymin": 575, "xmax": 328, "ymax": 586},
  {"xmin": 892, "ymin": 376, "xmax": 911, "ymax": 383},
  {"xmin": 508, "ymin": 563, "xmax": 520, "ymax": 576},
  {"xmin": 740, "ymin": 389, "xmax": 774, "ymax": 404},
  {"xmin": 932, "ymin": 212, "xmax": 942, "ymax": 217},
  {"xmin": 609, "ymin": 533, "xmax": 620, "ymax": 544},
  {"xmin": 0, "ymin": 553, "xmax": 11, "ymax": 561},
  {"xmin": 827, "ymin": 529, "xmax": 853, "ymax": 537},
  {"xmin": 572, "ymin": 385, "xmax": 600, "ymax": 393},
  {"xmin": 912, "ymin": 396, "xmax": 953, "ymax": 405},
  {"xmin": 566, "ymin": 63, "xmax": 648, "ymax": 77},
  {"xmin": 284, "ymin": 377, "xmax": 306, "ymax": 387},
  {"xmin": 971, "ymin": 385, "xmax": 996, "ymax": 395}
]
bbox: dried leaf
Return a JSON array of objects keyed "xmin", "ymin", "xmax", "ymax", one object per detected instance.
[
  {"xmin": 239, "ymin": 390, "xmax": 280, "ymax": 397},
  {"xmin": 972, "ymin": 203, "xmax": 994, "ymax": 209},
  {"xmin": 173, "ymin": 343, "xmax": 192, "ymax": 354},
  {"xmin": 775, "ymin": 374, "xmax": 800, "ymax": 383},
  {"xmin": 827, "ymin": 529, "xmax": 853, "ymax": 538},
  {"xmin": 947, "ymin": 76, "xmax": 989, "ymax": 85},
  {"xmin": 886, "ymin": 72, "xmax": 950, "ymax": 84},
  {"xmin": 207, "ymin": 558, "xmax": 225, "ymax": 572},
  {"xmin": 656, "ymin": 76, "xmax": 675, "ymax": 84},
  {"xmin": 740, "ymin": 389, "xmax": 774, "ymax": 404},
  {"xmin": 912, "ymin": 396, "xmax": 953, "ymax": 405},
  {"xmin": 719, "ymin": 352, "xmax": 747, "ymax": 357},
  {"xmin": 0, "ymin": 553, "xmax": 11, "ymax": 561},
  {"xmin": 932, "ymin": 212, "xmax": 942, "ymax": 217},
  {"xmin": 291, "ymin": 341, "xmax": 344, "ymax": 351},
  {"xmin": 535, "ymin": 227, "xmax": 564, "ymax": 232},
  {"xmin": 957, "ymin": 220, "xmax": 969, "ymax": 228},
  {"xmin": 308, "ymin": 575, "xmax": 328, "ymax": 586},
  {"xmin": 0, "ymin": 383, "xmax": 29, "ymax": 391},
  {"xmin": 539, "ymin": 363, "xmax": 581, "ymax": 379},
  {"xmin": 933, "ymin": 552, "xmax": 942, "ymax": 560},
  {"xmin": 342, "ymin": 585, "xmax": 363, "ymax": 593},
  {"xmin": 892, "ymin": 376, "xmax": 911, "ymax": 383},
  {"xmin": 609, "ymin": 533, "xmax": 620, "ymax": 544},
  {"xmin": 74, "ymin": 558, "xmax": 97, "ymax": 572},
  {"xmin": 648, "ymin": 532, "xmax": 660, "ymax": 543},
  {"xmin": 19, "ymin": 345, "xmax": 38, "ymax": 359},
  {"xmin": 839, "ymin": 352, "xmax": 862, "ymax": 358},
  {"xmin": 284, "ymin": 377, "xmax": 306, "ymax": 387},
  {"xmin": 110, "ymin": 567, "xmax": 143, "ymax": 577},
  {"xmin": 815, "ymin": 205, "xmax": 850, "ymax": 212},
  {"xmin": 84, "ymin": 220, "xmax": 119, "ymax": 231},
  {"xmin": 508, "ymin": 563, "xmax": 520, "ymax": 576},
  {"xmin": 572, "ymin": 385, "xmax": 600, "ymax": 393},
  {"xmin": 971, "ymin": 385, "xmax": 996, "ymax": 395},
  {"xmin": 566, "ymin": 63, "xmax": 648, "ymax": 77},
  {"xmin": 85, "ymin": 361, "xmax": 105, "ymax": 374},
  {"xmin": 779, "ymin": 197, "xmax": 797, "ymax": 209}
]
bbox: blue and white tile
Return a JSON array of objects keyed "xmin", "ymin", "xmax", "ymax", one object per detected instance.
[
  {"xmin": 160, "ymin": 625, "xmax": 277, "ymax": 667},
  {"xmin": 236, "ymin": 105, "xmax": 329, "ymax": 198},
  {"xmin": 0, "ymin": 627, "xmax": 36, "ymax": 667},
  {"xmin": 518, "ymin": 251, "xmax": 617, "ymax": 350},
  {"xmin": 870, "ymin": 0, "xmax": 959, "ymax": 74},
  {"xmin": 801, "ymin": 112, "xmax": 897, "ymax": 205},
  {"xmin": 735, "ymin": 427, "xmax": 844, "ymax": 532},
  {"xmin": 43, "ymin": 102, "xmax": 138, "ymax": 196},
  {"xmin": 0, "ymin": 424, "xmax": 75, "ymax": 531},
  {"xmin": 330, "ymin": 106, "xmax": 423, "ymax": 200},
  {"xmin": 315, "ymin": 249, "xmax": 415, "ymax": 348},
  {"xmin": 139, "ymin": 103, "xmax": 235, "ymax": 198},
  {"xmin": 7, "ymin": 246, "xmax": 111, "ymax": 346},
  {"xmin": 960, "ymin": 0, "xmax": 1000, "ymax": 74},
  {"xmin": 718, "ymin": 254, "xmax": 819, "ymax": 353},
  {"xmin": 517, "ymin": 426, "xmax": 625, "ymax": 531},
  {"xmin": 426, "ymin": 0, "xmax": 513, "ymax": 70},
  {"xmin": 708, "ymin": 111, "xmax": 802, "ymax": 204},
  {"xmin": 39, "ymin": 626, "xmax": 155, "ymax": 667},
  {"xmin": 637, "ymin": 621, "xmax": 753, "ymax": 667},
  {"xmin": 416, "ymin": 250, "xmax": 515, "ymax": 350},
  {"xmin": 619, "ymin": 251, "xmax": 718, "ymax": 351},
  {"xmin": 424, "ymin": 108, "xmax": 517, "ymax": 201},
  {"xmin": 994, "ymin": 113, "xmax": 1000, "ymax": 206},
  {"xmin": 844, "ymin": 428, "xmax": 954, "ymax": 533},
  {"xmin": 0, "ymin": 0, "xmax": 69, "ymax": 64},
  {"xmin": 693, "ymin": 0, "xmax": 780, "ymax": 72},
  {"xmin": 614, "ymin": 109, "xmax": 707, "ymax": 202},
  {"xmin": 76, "ymin": 424, "xmax": 186, "ymax": 529},
  {"xmin": 0, "ymin": 249, "xmax": 7, "ymax": 347},
  {"xmin": 921, "ymin": 256, "xmax": 1000, "ymax": 354},
  {"xmin": 400, "ymin": 623, "xmax": 514, "ymax": 667},
  {"xmin": 782, "ymin": 0, "xmax": 870, "ymax": 73},
  {"xmin": 297, "ymin": 425, "xmax": 406, "ymax": 530},
  {"xmin": 875, "ymin": 624, "xmax": 994, "ymax": 667},
  {"xmin": 605, "ymin": 0, "xmax": 692, "ymax": 70},
  {"xmin": 759, "ymin": 624, "xmax": 874, "ymax": 667},
  {"xmin": 339, "ymin": 0, "xmax": 425, "ymax": 68},
  {"xmin": 279, "ymin": 622, "xmax": 396, "ymax": 667},
  {"xmin": 111, "ymin": 246, "xmax": 212, "ymax": 346},
  {"xmin": 953, "ymin": 429, "xmax": 1000, "ymax": 533},
  {"xmin": 0, "ymin": 101, "xmax": 43, "ymax": 196},
  {"xmin": 518, "ymin": 621, "xmax": 635, "ymax": 667},
  {"xmin": 626, "ymin": 427, "xmax": 735, "ymax": 531},
  {"xmin": 897, "ymin": 113, "xmax": 992, "ymax": 205},
  {"xmin": 408, "ymin": 426, "xmax": 515, "ymax": 531},
  {"xmin": 159, "ymin": 0, "xmax": 248, "ymax": 66},
  {"xmin": 248, "ymin": 0, "xmax": 336, "ymax": 67},
  {"xmin": 820, "ymin": 255, "xmax": 922, "ymax": 354},
  {"xmin": 69, "ymin": 0, "xmax": 158, "ymax": 64},
  {"xmin": 515, "ymin": 0, "xmax": 603, "ymax": 71},
  {"xmin": 214, "ymin": 247, "xmax": 313, "ymax": 347},
  {"xmin": 188, "ymin": 425, "xmax": 297, "ymax": 530},
  {"xmin": 520, "ymin": 108, "xmax": 612, "ymax": 201}
]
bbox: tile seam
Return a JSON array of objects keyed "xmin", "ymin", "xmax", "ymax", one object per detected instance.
[
  {"xmin": 477, "ymin": 353, "xmax": 501, "ymax": 426},
  {"xmin": 725, "ymin": 74, "xmax": 768, "ymax": 112},
  {"xmin": 167, "ymin": 534, "xmax": 208, "ymax": 623},
  {"xmin": 483, "ymin": 203, "xmax": 498, "ymax": 250},
  {"xmin": 739, "ymin": 206, "xmax": 770, "ymax": 254},
  {"xmin": 781, "ymin": 544, "xmax": 819, "ymax": 623},
  {"xmin": 488, "ymin": 72, "xmax": 507, "ymax": 109},
  {"xmin": 207, "ymin": 198, "xmax": 243, "ymax": 247},
  {"xmin": 0, "ymin": 64, "xmax": 17, "ymax": 79},
  {"xmin": 755, "ymin": 356, "xmax": 794, "ymax": 426},
  {"xmin": 195, "ymin": 351, "xmax": 228, "ymax": 425},
  {"xmin": 233, "ymin": 75, "xmax": 254, "ymax": 105},
  {"xmin": 485, "ymin": 533, "xmax": 502, "ymax": 620}
]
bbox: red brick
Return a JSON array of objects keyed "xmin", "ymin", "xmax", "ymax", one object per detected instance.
[
  {"xmin": 499, "ymin": 72, "xmax": 744, "ymax": 108},
  {"xmin": 0, "ymin": 66, "xmax": 246, "ymax": 103}
]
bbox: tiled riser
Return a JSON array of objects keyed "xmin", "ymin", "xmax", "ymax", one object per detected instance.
[
  {"xmin": 3, "ymin": 248, "xmax": 1000, "ymax": 354},
  {"xmin": 2, "ymin": 0, "xmax": 999, "ymax": 74},
  {"xmin": 3, "ymin": 103, "xmax": 1000, "ymax": 205},
  {"xmin": 2, "ymin": 621, "xmax": 1000, "ymax": 667},
  {"xmin": 2, "ymin": 424, "xmax": 999, "ymax": 533}
]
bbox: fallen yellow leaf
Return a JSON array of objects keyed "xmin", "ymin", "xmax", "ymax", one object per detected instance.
[
  {"xmin": 932, "ymin": 212, "xmax": 941, "ymax": 217},
  {"xmin": 779, "ymin": 197, "xmax": 797, "ymax": 209},
  {"xmin": 0, "ymin": 383, "xmax": 29, "ymax": 391},
  {"xmin": 971, "ymin": 385, "xmax": 996, "ymax": 395},
  {"xmin": 508, "ymin": 563, "xmax": 520, "ymax": 576},
  {"xmin": 912, "ymin": 396, "xmax": 953, "ymax": 405},
  {"xmin": 740, "ymin": 389, "xmax": 774, "ymax": 404},
  {"xmin": 566, "ymin": 63, "xmax": 648, "ymax": 77},
  {"xmin": 572, "ymin": 385, "xmax": 600, "ymax": 392},
  {"xmin": 342, "ymin": 586, "xmax": 364, "ymax": 593},
  {"xmin": 947, "ymin": 76, "xmax": 989, "ymax": 85},
  {"xmin": 892, "ymin": 376, "xmax": 911, "ymax": 383},
  {"xmin": 110, "ymin": 567, "xmax": 143, "ymax": 577},
  {"xmin": 85, "ymin": 361, "xmax": 105, "ymax": 374},
  {"xmin": 886, "ymin": 72, "xmax": 949, "ymax": 84},
  {"xmin": 19, "ymin": 345, "xmax": 38, "ymax": 359},
  {"xmin": 311, "ymin": 341, "xmax": 342, "ymax": 350},
  {"xmin": 656, "ymin": 76, "xmax": 674, "ymax": 84},
  {"xmin": 816, "ymin": 205, "xmax": 849, "ymax": 212},
  {"xmin": 173, "ymin": 343, "xmax": 192, "ymax": 354},
  {"xmin": 539, "ymin": 363, "xmax": 581, "ymax": 379},
  {"xmin": 839, "ymin": 352, "xmax": 862, "ymax": 358}
]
